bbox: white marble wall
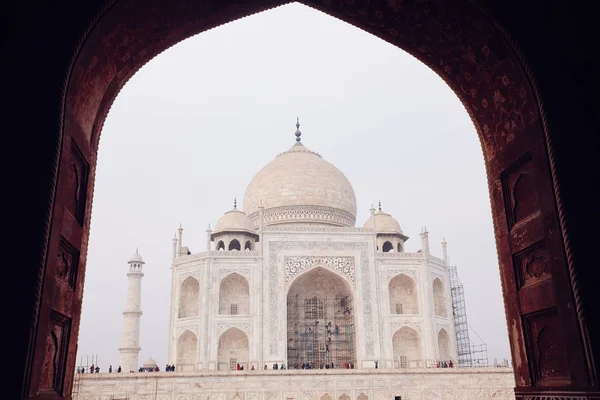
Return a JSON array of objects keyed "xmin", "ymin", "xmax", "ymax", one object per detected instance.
[
  {"xmin": 72, "ymin": 368, "xmax": 515, "ymax": 400},
  {"xmin": 168, "ymin": 227, "xmax": 458, "ymax": 371}
]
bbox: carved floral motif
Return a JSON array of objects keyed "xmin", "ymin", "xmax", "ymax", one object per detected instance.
[
  {"xmin": 284, "ymin": 256, "xmax": 355, "ymax": 287},
  {"xmin": 386, "ymin": 269, "xmax": 417, "ymax": 282},
  {"xmin": 391, "ymin": 321, "xmax": 423, "ymax": 334},
  {"xmin": 218, "ymin": 268, "xmax": 252, "ymax": 282},
  {"xmin": 217, "ymin": 322, "xmax": 251, "ymax": 337}
]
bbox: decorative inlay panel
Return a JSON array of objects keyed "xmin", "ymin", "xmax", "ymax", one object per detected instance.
[
  {"xmin": 391, "ymin": 321, "xmax": 423, "ymax": 334},
  {"xmin": 40, "ymin": 311, "xmax": 71, "ymax": 395},
  {"xmin": 386, "ymin": 269, "xmax": 417, "ymax": 282},
  {"xmin": 216, "ymin": 323, "xmax": 251, "ymax": 337},
  {"xmin": 176, "ymin": 324, "xmax": 199, "ymax": 338},
  {"xmin": 284, "ymin": 256, "xmax": 355, "ymax": 287},
  {"xmin": 522, "ymin": 309, "xmax": 569, "ymax": 384},
  {"xmin": 179, "ymin": 271, "xmax": 202, "ymax": 283},
  {"xmin": 501, "ymin": 153, "xmax": 539, "ymax": 230},
  {"xmin": 249, "ymin": 205, "xmax": 356, "ymax": 228},
  {"xmin": 268, "ymin": 241, "xmax": 372, "ymax": 356},
  {"xmin": 56, "ymin": 237, "xmax": 79, "ymax": 289},
  {"xmin": 218, "ymin": 268, "xmax": 252, "ymax": 282},
  {"xmin": 513, "ymin": 242, "xmax": 551, "ymax": 289}
]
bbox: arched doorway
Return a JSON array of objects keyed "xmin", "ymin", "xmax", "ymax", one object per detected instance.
[
  {"xmin": 218, "ymin": 328, "xmax": 249, "ymax": 371},
  {"xmin": 219, "ymin": 273, "xmax": 250, "ymax": 315},
  {"xmin": 177, "ymin": 330, "xmax": 198, "ymax": 371},
  {"xmin": 438, "ymin": 328, "xmax": 451, "ymax": 362},
  {"xmin": 13, "ymin": 0, "xmax": 595, "ymax": 398},
  {"xmin": 388, "ymin": 274, "xmax": 418, "ymax": 315},
  {"xmin": 392, "ymin": 327, "xmax": 422, "ymax": 368},
  {"xmin": 178, "ymin": 277, "xmax": 200, "ymax": 318},
  {"xmin": 287, "ymin": 267, "xmax": 355, "ymax": 368}
]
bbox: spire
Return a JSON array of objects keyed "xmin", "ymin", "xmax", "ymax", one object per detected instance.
[
  {"xmin": 135, "ymin": 246, "xmax": 138, "ymax": 254},
  {"xmin": 295, "ymin": 117, "xmax": 301, "ymax": 142},
  {"xmin": 233, "ymin": 197, "xmax": 237, "ymax": 210},
  {"xmin": 378, "ymin": 201, "xmax": 382, "ymax": 212}
]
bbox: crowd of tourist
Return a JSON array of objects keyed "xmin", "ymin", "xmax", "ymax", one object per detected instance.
[{"xmin": 76, "ymin": 364, "xmax": 178, "ymax": 373}]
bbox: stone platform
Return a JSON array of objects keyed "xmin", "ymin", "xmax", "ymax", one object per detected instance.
[{"xmin": 71, "ymin": 367, "xmax": 515, "ymax": 400}]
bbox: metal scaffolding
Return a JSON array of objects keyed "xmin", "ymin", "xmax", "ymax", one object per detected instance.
[
  {"xmin": 287, "ymin": 294, "xmax": 356, "ymax": 369},
  {"xmin": 448, "ymin": 265, "xmax": 489, "ymax": 368}
]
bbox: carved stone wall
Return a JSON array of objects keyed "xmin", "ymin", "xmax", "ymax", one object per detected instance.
[{"xmin": 72, "ymin": 369, "xmax": 516, "ymax": 400}]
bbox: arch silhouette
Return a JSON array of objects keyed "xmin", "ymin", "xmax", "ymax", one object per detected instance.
[
  {"xmin": 219, "ymin": 273, "xmax": 250, "ymax": 315},
  {"xmin": 228, "ymin": 239, "xmax": 241, "ymax": 251},
  {"xmin": 438, "ymin": 328, "xmax": 451, "ymax": 361},
  {"xmin": 177, "ymin": 330, "xmax": 198, "ymax": 369},
  {"xmin": 382, "ymin": 241, "xmax": 393, "ymax": 253},
  {"xmin": 178, "ymin": 276, "xmax": 200, "ymax": 318},
  {"xmin": 287, "ymin": 267, "xmax": 356, "ymax": 367},
  {"xmin": 392, "ymin": 326, "xmax": 422, "ymax": 368},
  {"xmin": 389, "ymin": 274, "xmax": 418, "ymax": 314},
  {"xmin": 218, "ymin": 327, "xmax": 249, "ymax": 371}
]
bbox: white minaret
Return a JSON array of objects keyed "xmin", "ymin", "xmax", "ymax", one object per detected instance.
[{"xmin": 118, "ymin": 248, "xmax": 145, "ymax": 372}]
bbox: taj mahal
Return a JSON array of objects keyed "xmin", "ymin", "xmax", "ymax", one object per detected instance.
[{"xmin": 73, "ymin": 121, "xmax": 515, "ymax": 400}]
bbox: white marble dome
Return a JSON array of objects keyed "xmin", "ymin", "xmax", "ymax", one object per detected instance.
[
  {"xmin": 243, "ymin": 138, "xmax": 357, "ymax": 227},
  {"xmin": 363, "ymin": 210, "xmax": 403, "ymax": 234},
  {"xmin": 213, "ymin": 208, "xmax": 256, "ymax": 235}
]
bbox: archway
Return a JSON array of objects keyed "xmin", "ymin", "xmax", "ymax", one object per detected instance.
[
  {"xmin": 178, "ymin": 277, "xmax": 200, "ymax": 318},
  {"xmin": 432, "ymin": 278, "xmax": 447, "ymax": 318},
  {"xmin": 287, "ymin": 267, "xmax": 355, "ymax": 368},
  {"xmin": 438, "ymin": 328, "xmax": 451, "ymax": 361},
  {"xmin": 219, "ymin": 273, "xmax": 250, "ymax": 315},
  {"xmin": 382, "ymin": 241, "xmax": 393, "ymax": 253},
  {"xmin": 228, "ymin": 239, "xmax": 241, "ymax": 251},
  {"xmin": 217, "ymin": 240, "xmax": 225, "ymax": 251},
  {"xmin": 244, "ymin": 241, "xmax": 252, "ymax": 251},
  {"xmin": 389, "ymin": 274, "xmax": 418, "ymax": 315},
  {"xmin": 392, "ymin": 327, "xmax": 422, "ymax": 368},
  {"xmin": 177, "ymin": 330, "xmax": 198, "ymax": 371},
  {"xmin": 15, "ymin": 0, "xmax": 593, "ymax": 398},
  {"xmin": 218, "ymin": 328, "xmax": 249, "ymax": 371}
]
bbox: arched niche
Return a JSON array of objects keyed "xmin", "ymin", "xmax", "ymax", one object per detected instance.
[
  {"xmin": 382, "ymin": 241, "xmax": 394, "ymax": 253},
  {"xmin": 177, "ymin": 330, "xmax": 198, "ymax": 370},
  {"xmin": 389, "ymin": 274, "xmax": 418, "ymax": 315},
  {"xmin": 178, "ymin": 276, "xmax": 200, "ymax": 318},
  {"xmin": 438, "ymin": 328, "xmax": 451, "ymax": 361},
  {"xmin": 217, "ymin": 327, "xmax": 249, "ymax": 371},
  {"xmin": 219, "ymin": 273, "xmax": 250, "ymax": 315},
  {"xmin": 216, "ymin": 240, "xmax": 225, "ymax": 251},
  {"xmin": 244, "ymin": 240, "xmax": 252, "ymax": 250},
  {"xmin": 433, "ymin": 278, "xmax": 447, "ymax": 317},
  {"xmin": 228, "ymin": 239, "xmax": 241, "ymax": 251},
  {"xmin": 286, "ymin": 267, "xmax": 355, "ymax": 368},
  {"xmin": 392, "ymin": 327, "xmax": 422, "ymax": 368}
]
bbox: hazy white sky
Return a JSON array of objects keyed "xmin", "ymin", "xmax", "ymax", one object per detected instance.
[{"xmin": 77, "ymin": 2, "xmax": 510, "ymax": 369}]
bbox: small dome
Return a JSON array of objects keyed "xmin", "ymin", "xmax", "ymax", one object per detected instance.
[
  {"xmin": 213, "ymin": 208, "xmax": 256, "ymax": 235},
  {"xmin": 363, "ymin": 211, "xmax": 403, "ymax": 234},
  {"xmin": 142, "ymin": 358, "xmax": 157, "ymax": 368},
  {"xmin": 128, "ymin": 249, "xmax": 144, "ymax": 263}
]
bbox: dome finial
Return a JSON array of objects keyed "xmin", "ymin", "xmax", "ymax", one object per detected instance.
[
  {"xmin": 136, "ymin": 246, "xmax": 139, "ymax": 254},
  {"xmin": 233, "ymin": 197, "xmax": 237, "ymax": 210},
  {"xmin": 295, "ymin": 117, "xmax": 301, "ymax": 142},
  {"xmin": 378, "ymin": 201, "xmax": 382, "ymax": 212}
]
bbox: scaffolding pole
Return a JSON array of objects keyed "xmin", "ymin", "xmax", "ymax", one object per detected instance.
[
  {"xmin": 286, "ymin": 294, "xmax": 356, "ymax": 369},
  {"xmin": 449, "ymin": 265, "xmax": 489, "ymax": 368}
]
